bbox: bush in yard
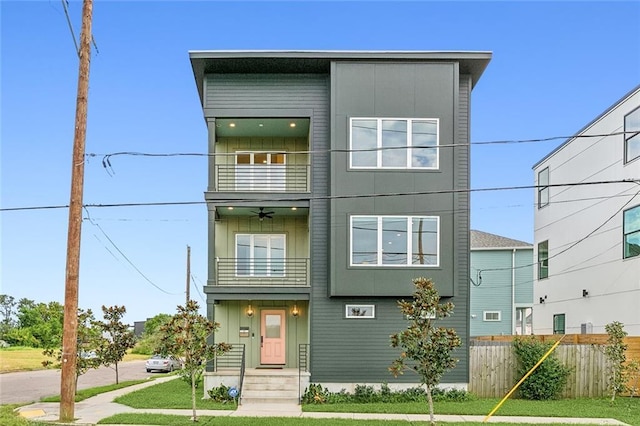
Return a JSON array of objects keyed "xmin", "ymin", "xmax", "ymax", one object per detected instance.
[
  {"xmin": 513, "ymin": 336, "xmax": 571, "ymax": 400},
  {"xmin": 302, "ymin": 383, "xmax": 473, "ymax": 404},
  {"xmin": 207, "ymin": 384, "xmax": 236, "ymax": 403}
]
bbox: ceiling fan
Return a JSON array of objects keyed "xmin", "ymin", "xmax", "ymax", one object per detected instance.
[{"xmin": 251, "ymin": 207, "xmax": 275, "ymax": 221}]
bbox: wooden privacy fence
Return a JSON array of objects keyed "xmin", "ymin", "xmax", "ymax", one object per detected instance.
[{"xmin": 469, "ymin": 335, "xmax": 640, "ymax": 398}]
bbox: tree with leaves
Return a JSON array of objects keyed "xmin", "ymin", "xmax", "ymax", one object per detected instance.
[
  {"xmin": 0, "ymin": 294, "xmax": 16, "ymax": 340},
  {"xmin": 94, "ymin": 305, "xmax": 136, "ymax": 384},
  {"xmin": 156, "ymin": 300, "xmax": 231, "ymax": 422},
  {"xmin": 133, "ymin": 313, "xmax": 172, "ymax": 355},
  {"xmin": 389, "ymin": 277, "xmax": 461, "ymax": 426},
  {"xmin": 43, "ymin": 308, "xmax": 102, "ymax": 389},
  {"xmin": 605, "ymin": 321, "xmax": 628, "ymax": 402}
]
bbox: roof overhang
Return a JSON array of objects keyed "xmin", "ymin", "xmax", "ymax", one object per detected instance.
[{"xmin": 189, "ymin": 50, "xmax": 492, "ymax": 106}]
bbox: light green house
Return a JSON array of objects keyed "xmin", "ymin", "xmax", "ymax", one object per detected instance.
[{"xmin": 470, "ymin": 230, "xmax": 533, "ymax": 337}]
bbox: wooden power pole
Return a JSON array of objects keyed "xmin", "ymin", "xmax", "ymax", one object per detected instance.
[
  {"xmin": 186, "ymin": 245, "xmax": 191, "ymax": 304},
  {"xmin": 60, "ymin": 0, "xmax": 93, "ymax": 422}
]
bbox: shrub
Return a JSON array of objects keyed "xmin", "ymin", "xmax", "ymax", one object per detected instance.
[
  {"xmin": 513, "ymin": 337, "xmax": 571, "ymax": 400},
  {"xmin": 302, "ymin": 383, "xmax": 472, "ymax": 404},
  {"xmin": 207, "ymin": 384, "xmax": 237, "ymax": 403}
]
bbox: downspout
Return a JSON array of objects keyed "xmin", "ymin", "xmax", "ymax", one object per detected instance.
[{"xmin": 512, "ymin": 249, "xmax": 516, "ymax": 334}]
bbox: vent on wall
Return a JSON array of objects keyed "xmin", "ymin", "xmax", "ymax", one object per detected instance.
[{"xmin": 581, "ymin": 322, "xmax": 593, "ymax": 334}]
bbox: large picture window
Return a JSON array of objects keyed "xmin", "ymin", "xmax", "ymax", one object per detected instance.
[
  {"xmin": 538, "ymin": 240, "xmax": 549, "ymax": 279},
  {"xmin": 350, "ymin": 118, "xmax": 439, "ymax": 169},
  {"xmin": 235, "ymin": 234, "xmax": 285, "ymax": 276},
  {"xmin": 625, "ymin": 107, "xmax": 640, "ymax": 164},
  {"xmin": 538, "ymin": 167, "xmax": 549, "ymax": 208},
  {"xmin": 350, "ymin": 216, "xmax": 439, "ymax": 267},
  {"xmin": 623, "ymin": 205, "xmax": 640, "ymax": 259}
]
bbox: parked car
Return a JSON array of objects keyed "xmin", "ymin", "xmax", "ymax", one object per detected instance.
[
  {"xmin": 79, "ymin": 350, "xmax": 98, "ymax": 360},
  {"xmin": 145, "ymin": 354, "xmax": 182, "ymax": 373}
]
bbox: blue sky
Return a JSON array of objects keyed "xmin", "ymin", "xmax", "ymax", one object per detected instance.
[{"xmin": 2, "ymin": 1, "xmax": 639, "ymax": 323}]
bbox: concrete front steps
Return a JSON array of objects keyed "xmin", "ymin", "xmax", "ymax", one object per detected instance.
[{"xmin": 240, "ymin": 368, "xmax": 305, "ymax": 405}]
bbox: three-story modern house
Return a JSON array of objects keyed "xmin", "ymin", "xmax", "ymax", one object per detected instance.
[
  {"xmin": 189, "ymin": 51, "xmax": 491, "ymax": 396},
  {"xmin": 533, "ymin": 85, "xmax": 640, "ymax": 336}
]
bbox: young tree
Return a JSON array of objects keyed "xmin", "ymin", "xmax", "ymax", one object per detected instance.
[
  {"xmin": 94, "ymin": 305, "xmax": 136, "ymax": 384},
  {"xmin": 605, "ymin": 321, "xmax": 628, "ymax": 402},
  {"xmin": 43, "ymin": 308, "xmax": 102, "ymax": 389},
  {"xmin": 389, "ymin": 277, "xmax": 461, "ymax": 426},
  {"xmin": 156, "ymin": 300, "xmax": 231, "ymax": 422}
]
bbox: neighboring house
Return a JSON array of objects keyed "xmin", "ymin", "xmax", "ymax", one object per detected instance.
[
  {"xmin": 470, "ymin": 230, "xmax": 533, "ymax": 337},
  {"xmin": 533, "ymin": 85, "xmax": 640, "ymax": 336},
  {"xmin": 189, "ymin": 50, "xmax": 491, "ymax": 392}
]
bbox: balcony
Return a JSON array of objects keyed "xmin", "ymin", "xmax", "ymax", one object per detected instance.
[
  {"xmin": 214, "ymin": 164, "xmax": 309, "ymax": 192},
  {"xmin": 215, "ymin": 258, "xmax": 309, "ymax": 287}
]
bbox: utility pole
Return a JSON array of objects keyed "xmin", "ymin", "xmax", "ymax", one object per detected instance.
[
  {"xmin": 186, "ymin": 245, "xmax": 191, "ymax": 304},
  {"xmin": 60, "ymin": 0, "xmax": 93, "ymax": 422}
]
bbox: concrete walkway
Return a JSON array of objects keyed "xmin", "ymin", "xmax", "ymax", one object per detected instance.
[{"xmin": 16, "ymin": 377, "xmax": 629, "ymax": 425}]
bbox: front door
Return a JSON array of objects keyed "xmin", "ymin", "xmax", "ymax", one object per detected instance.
[{"xmin": 260, "ymin": 309, "xmax": 286, "ymax": 365}]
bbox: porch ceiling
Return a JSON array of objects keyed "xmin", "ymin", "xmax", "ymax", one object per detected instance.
[
  {"xmin": 216, "ymin": 118, "xmax": 310, "ymax": 138},
  {"xmin": 215, "ymin": 206, "xmax": 309, "ymax": 219}
]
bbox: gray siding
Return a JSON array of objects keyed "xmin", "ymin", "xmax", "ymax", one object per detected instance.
[{"xmin": 309, "ymin": 64, "xmax": 471, "ymax": 384}]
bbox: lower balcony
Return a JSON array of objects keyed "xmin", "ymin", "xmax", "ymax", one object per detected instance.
[{"xmin": 214, "ymin": 258, "xmax": 309, "ymax": 287}]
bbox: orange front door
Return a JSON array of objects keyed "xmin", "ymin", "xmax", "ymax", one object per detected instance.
[{"xmin": 260, "ymin": 310, "xmax": 286, "ymax": 365}]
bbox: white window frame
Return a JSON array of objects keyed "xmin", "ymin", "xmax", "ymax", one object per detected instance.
[
  {"xmin": 349, "ymin": 117, "xmax": 439, "ymax": 169},
  {"xmin": 349, "ymin": 215, "xmax": 440, "ymax": 267},
  {"xmin": 345, "ymin": 304, "xmax": 375, "ymax": 319},
  {"xmin": 538, "ymin": 167, "xmax": 549, "ymax": 208},
  {"xmin": 235, "ymin": 151, "xmax": 286, "ymax": 191},
  {"xmin": 235, "ymin": 234, "xmax": 286, "ymax": 277},
  {"xmin": 483, "ymin": 311, "xmax": 501, "ymax": 322},
  {"xmin": 625, "ymin": 106, "xmax": 640, "ymax": 164},
  {"xmin": 623, "ymin": 205, "xmax": 640, "ymax": 259}
]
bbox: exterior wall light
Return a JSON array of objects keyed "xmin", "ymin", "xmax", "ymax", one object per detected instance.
[
  {"xmin": 291, "ymin": 304, "xmax": 300, "ymax": 317},
  {"xmin": 246, "ymin": 304, "xmax": 254, "ymax": 318}
]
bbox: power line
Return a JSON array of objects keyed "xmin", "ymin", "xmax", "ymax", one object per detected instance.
[
  {"xmin": 89, "ymin": 130, "xmax": 639, "ymax": 164},
  {"xmin": 83, "ymin": 208, "xmax": 179, "ymax": 296},
  {"xmin": 2, "ymin": 178, "xmax": 638, "ymax": 212}
]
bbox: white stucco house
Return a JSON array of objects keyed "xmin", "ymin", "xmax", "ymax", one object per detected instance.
[{"xmin": 532, "ymin": 85, "xmax": 640, "ymax": 336}]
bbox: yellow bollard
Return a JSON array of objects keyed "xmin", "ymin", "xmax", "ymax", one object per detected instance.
[{"xmin": 483, "ymin": 335, "xmax": 565, "ymax": 423}]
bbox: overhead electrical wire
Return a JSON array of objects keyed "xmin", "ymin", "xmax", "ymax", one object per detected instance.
[{"xmin": 2, "ymin": 178, "xmax": 638, "ymax": 212}]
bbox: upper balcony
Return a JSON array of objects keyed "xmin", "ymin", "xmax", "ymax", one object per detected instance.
[{"xmin": 208, "ymin": 118, "xmax": 311, "ymax": 196}]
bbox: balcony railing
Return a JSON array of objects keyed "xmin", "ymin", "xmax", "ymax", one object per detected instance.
[
  {"xmin": 214, "ymin": 164, "xmax": 309, "ymax": 192},
  {"xmin": 215, "ymin": 258, "xmax": 309, "ymax": 286}
]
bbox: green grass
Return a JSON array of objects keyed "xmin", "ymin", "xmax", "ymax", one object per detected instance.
[
  {"xmin": 40, "ymin": 379, "xmax": 151, "ymax": 402},
  {"xmin": 0, "ymin": 405, "xmax": 40, "ymax": 426},
  {"xmin": 114, "ymin": 377, "xmax": 236, "ymax": 410},
  {"xmin": 303, "ymin": 397, "xmax": 640, "ymax": 425},
  {"xmin": 97, "ymin": 413, "xmax": 587, "ymax": 426}
]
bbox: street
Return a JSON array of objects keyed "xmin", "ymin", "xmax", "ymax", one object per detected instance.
[{"xmin": 0, "ymin": 360, "xmax": 157, "ymax": 404}]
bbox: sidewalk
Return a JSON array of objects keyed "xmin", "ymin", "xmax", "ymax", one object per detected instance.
[{"xmin": 16, "ymin": 378, "xmax": 629, "ymax": 425}]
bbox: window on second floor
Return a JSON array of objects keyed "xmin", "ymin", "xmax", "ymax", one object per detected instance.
[
  {"xmin": 235, "ymin": 234, "xmax": 285, "ymax": 277},
  {"xmin": 553, "ymin": 313, "xmax": 565, "ymax": 334},
  {"xmin": 350, "ymin": 118, "xmax": 439, "ymax": 169},
  {"xmin": 625, "ymin": 106, "xmax": 640, "ymax": 164},
  {"xmin": 623, "ymin": 205, "xmax": 640, "ymax": 259},
  {"xmin": 350, "ymin": 215, "xmax": 439, "ymax": 267},
  {"xmin": 538, "ymin": 240, "xmax": 549, "ymax": 279},
  {"xmin": 538, "ymin": 167, "xmax": 549, "ymax": 208}
]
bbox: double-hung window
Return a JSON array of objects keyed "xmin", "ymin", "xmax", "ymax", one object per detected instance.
[
  {"xmin": 235, "ymin": 234, "xmax": 285, "ymax": 276},
  {"xmin": 623, "ymin": 205, "xmax": 640, "ymax": 259},
  {"xmin": 350, "ymin": 215, "xmax": 439, "ymax": 266},
  {"xmin": 538, "ymin": 240, "xmax": 549, "ymax": 279},
  {"xmin": 350, "ymin": 118, "xmax": 439, "ymax": 169},
  {"xmin": 538, "ymin": 167, "xmax": 549, "ymax": 208},
  {"xmin": 625, "ymin": 107, "xmax": 640, "ymax": 164}
]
